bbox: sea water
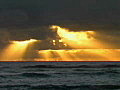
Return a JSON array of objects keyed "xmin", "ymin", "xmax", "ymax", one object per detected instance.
[{"xmin": 0, "ymin": 62, "xmax": 120, "ymax": 90}]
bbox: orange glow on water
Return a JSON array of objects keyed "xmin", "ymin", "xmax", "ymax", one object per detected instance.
[{"xmin": 0, "ymin": 39, "xmax": 38, "ymax": 61}]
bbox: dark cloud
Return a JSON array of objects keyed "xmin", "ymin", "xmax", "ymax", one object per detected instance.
[
  {"xmin": 0, "ymin": 0, "xmax": 119, "ymax": 26},
  {"xmin": 0, "ymin": 9, "xmax": 28, "ymax": 25},
  {"xmin": 0, "ymin": 0, "xmax": 119, "ymax": 49}
]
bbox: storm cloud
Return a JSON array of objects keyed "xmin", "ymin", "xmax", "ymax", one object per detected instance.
[{"xmin": 0, "ymin": 0, "xmax": 119, "ymax": 49}]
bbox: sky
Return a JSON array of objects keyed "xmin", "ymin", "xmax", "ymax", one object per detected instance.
[
  {"xmin": 0, "ymin": 0, "xmax": 119, "ymax": 24},
  {"xmin": 0, "ymin": 0, "xmax": 119, "ymax": 61},
  {"xmin": 0, "ymin": 0, "xmax": 119, "ymax": 49}
]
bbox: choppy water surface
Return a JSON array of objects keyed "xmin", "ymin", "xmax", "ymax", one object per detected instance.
[{"xmin": 0, "ymin": 62, "xmax": 120, "ymax": 90}]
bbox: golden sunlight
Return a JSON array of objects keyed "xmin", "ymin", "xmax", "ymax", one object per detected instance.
[
  {"xmin": 51, "ymin": 25, "xmax": 109, "ymax": 49},
  {"xmin": 0, "ymin": 39, "xmax": 38, "ymax": 61},
  {"xmin": 37, "ymin": 49, "xmax": 120, "ymax": 61}
]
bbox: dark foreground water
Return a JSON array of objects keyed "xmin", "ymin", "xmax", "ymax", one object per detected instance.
[{"xmin": 0, "ymin": 62, "xmax": 120, "ymax": 90}]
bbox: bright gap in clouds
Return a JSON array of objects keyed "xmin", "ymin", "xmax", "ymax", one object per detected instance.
[{"xmin": 51, "ymin": 25, "xmax": 111, "ymax": 49}]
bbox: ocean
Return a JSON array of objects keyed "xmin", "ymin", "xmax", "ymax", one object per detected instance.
[{"xmin": 0, "ymin": 62, "xmax": 120, "ymax": 90}]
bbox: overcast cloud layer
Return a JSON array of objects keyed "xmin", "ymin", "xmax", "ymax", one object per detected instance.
[{"xmin": 0, "ymin": 0, "xmax": 119, "ymax": 49}]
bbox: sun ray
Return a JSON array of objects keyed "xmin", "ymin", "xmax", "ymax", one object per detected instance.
[
  {"xmin": 0, "ymin": 39, "xmax": 38, "ymax": 61},
  {"xmin": 37, "ymin": 49, "xmax": 120, "ymax": 61}
]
